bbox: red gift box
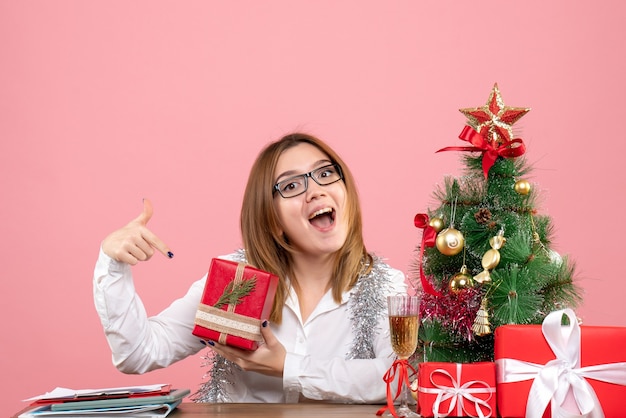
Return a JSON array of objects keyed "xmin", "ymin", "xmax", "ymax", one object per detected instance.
[
  {"xmin": 495, "ymin": 309, "xmax": 626, "ymax": 418},
  {"xmin": 417, "ymin": 362, "xmax": 496, "ymax": 418},
  {"xmin": 192, "ymin": 258, "xmax": 279, "ymax": 350}
]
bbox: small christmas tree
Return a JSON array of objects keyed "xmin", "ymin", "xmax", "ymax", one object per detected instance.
[{"xmin": 412, "ymin": 83, "xmax": 582, "ymax": 363}]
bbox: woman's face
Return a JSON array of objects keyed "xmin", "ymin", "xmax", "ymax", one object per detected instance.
[{"xmin": 273, "ymin": 143, "xmax": 348, "ymax": 257}]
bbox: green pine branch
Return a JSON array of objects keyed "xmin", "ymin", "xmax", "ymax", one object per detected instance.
[
  {"xmin": 213, "ymin": 276, "xmax": 257, "ymax": 309},
  {"xmin": 489, "ymin": 265, "xmax": 545, "ymax": 325}
]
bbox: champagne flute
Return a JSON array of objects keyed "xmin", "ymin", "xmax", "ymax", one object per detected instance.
[{"xmin": 386, "ymin": 294, "xmax": 420, "ymax": 418}]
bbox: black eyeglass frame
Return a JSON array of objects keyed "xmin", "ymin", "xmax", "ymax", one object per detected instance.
[{"xmin": 273, "ymin": 163, "xmax": 344, "ymax": 198}]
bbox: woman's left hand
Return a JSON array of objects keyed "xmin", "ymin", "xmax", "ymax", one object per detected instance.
[{"xmin": 206, "ymin": 321, "xmax": 286, "ymax": 378}]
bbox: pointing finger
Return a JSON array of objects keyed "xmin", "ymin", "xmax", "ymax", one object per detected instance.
[
  {"xmin": 133, "ymin": 198, "xmax": 174, "ymax": 259},
  {"xmin": 141, "ymin": 227, "xmax": 174, "ymax": 259}
]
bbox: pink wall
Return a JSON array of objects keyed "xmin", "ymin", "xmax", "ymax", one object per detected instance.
[{"xmin": 2, "ymin": 1, "xmax": 625, "ymax": 415}]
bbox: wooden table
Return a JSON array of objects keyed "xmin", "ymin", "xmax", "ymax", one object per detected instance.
[
  {"xmin": 171, "ymin": 402, "xmax": 384, "ymax": 417},
  {"xmin": 13, "ymin": 402, "xmax": 387, "ymax": 417}
]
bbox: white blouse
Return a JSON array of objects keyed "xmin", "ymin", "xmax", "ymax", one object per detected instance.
[{"xmin": 93, "ymin": 248, "xmax": 407, "ymax": 403}]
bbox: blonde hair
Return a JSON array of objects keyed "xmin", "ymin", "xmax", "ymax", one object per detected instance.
[{"xmin": 240, "ymin": 132, "xmax": 372, "ymax": 323}]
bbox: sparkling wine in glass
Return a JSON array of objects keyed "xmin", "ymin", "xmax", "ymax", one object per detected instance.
[{"xmin": 386, "ymin": 294, "xmax": 420, "ymax": 418}]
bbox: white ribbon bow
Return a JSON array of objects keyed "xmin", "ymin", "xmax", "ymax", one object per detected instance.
[
  {"xmin": 496, "ymin": 308, "xmax": 626, "ymax": 418},
  {"xmin": 418, "ymin": 363, "xmax": 495, "ymax": 418}
]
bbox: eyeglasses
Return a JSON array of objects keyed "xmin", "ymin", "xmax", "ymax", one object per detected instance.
[{"xmin": 273, "ymin": 163, "xmax": 344, "ymax": 198}]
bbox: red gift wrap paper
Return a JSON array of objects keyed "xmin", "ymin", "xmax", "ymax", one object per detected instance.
[
  {"xmin": 495, "ymin": 309, "xmax": 626, "ymax": 418},
  {"xmin": 417, "ymin": 362, "xmax": 496, "ymax": 418},
  {"xmin": 192, "ymin": 258, "xmax": 279, "ymax": 350}
]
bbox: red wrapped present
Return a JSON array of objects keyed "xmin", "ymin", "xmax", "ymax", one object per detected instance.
[
  {"xmin": 495, "ymin": 309, "xmax": 626, "ymax": 418},
  {"xmin": 417, "ymin": 362, "xmax": 496, "ymax": 418},
  {"xmin": 192, "ymin": 258, "xmax": 279, "ymax": 350}
]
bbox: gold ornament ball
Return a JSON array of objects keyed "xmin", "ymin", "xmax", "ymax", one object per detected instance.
[
  {"xmin": 449, "ymin": 271, "xmax": 474, "ymax": 293},
  {"xmin": 451, "ymin": 265, "xmax": 474, "ymax": 292},
  {"xmin": 514, "ymin": 179, "xmax": 531, "ymax": 195},
  {"xmin": 429, "ymin": 217, "xmax": 444, "ymax": 233},
  {"xmin": 436, "ymin": 227, "xmax": 465, "ymax": 256}
]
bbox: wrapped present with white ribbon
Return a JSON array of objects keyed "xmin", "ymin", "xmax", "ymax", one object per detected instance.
[
  {"xmin": 417, "ymin": 362, "xmax": 496, "ymax": 418},
  {"xmin": 495, "ymin": 308, "xmax": 626, "ymax": 417}
]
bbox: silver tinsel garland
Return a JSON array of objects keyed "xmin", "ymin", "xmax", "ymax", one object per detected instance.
[
  {"xmin": 346, "ymin": 255, "xmax": 393, "ymax": 360},
  {"xmin": 190, "ymin": 349, "xmax": 237, "ymax": 403},
  {"xmin": 192, "ymin": 251, "xmax": 393, "ymax": 402}
]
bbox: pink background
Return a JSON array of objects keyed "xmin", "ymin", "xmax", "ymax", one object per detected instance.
[{"xmin": 2, "ymin": 1, "xmax": 625, "ymax": 415}]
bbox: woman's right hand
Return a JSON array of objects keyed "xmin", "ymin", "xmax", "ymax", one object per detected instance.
[{"xmin": 102, "ymin": 199, "xmax": 173, "ymax": 265}]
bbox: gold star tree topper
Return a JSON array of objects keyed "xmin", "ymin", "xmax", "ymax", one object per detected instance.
[{"xmin": 459, "ymin": 83, "xmax": 530, "ymax": 146}]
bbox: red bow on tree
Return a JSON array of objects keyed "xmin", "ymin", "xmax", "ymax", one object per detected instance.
[{"xmin": 436, "ymin": 126, "xmax": 526, "ymax": 178}]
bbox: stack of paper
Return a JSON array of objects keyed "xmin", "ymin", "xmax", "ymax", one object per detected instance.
[{"xmin": 20, "ymin": 385, "xmax": 189, "ymax": 418}]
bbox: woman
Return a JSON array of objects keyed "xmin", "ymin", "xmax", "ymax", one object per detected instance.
[{"xmin": 93, "ymin": 132, "xmax": 406, "ymax": 403}]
